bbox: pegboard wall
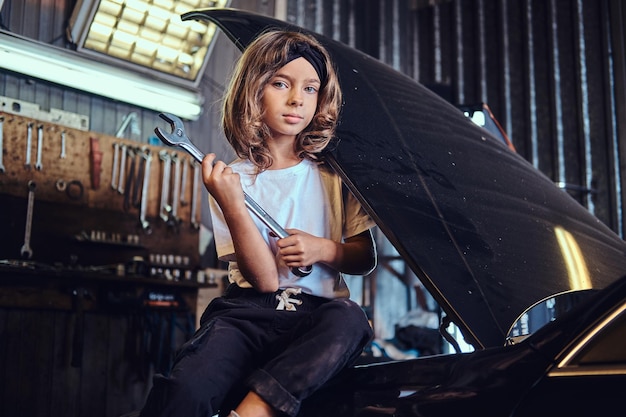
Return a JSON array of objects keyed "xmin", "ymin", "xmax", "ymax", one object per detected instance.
[{"xmin": 0, "ymin": 111, "xmax": 205, "ymax": 274}]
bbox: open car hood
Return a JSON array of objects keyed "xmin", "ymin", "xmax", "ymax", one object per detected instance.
[{"xmin": 183, "ymin": 8, "xmax": 626, "ymax": 349}]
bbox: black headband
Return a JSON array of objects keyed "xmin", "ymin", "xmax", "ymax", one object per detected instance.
[{"xmin": 285, "ymin": 42, "xmax": 327, "ymax": 85}]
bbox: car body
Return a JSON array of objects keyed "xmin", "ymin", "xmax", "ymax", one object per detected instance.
[
  {"xmin": 184, "ymin": 8, "xmax": 626, "ymax": 416},
  {"xmin": 297, "ymin": 277, "xmax": 626, "ymax": 416}
]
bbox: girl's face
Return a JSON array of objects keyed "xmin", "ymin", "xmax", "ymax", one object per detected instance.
[{"xmin": 261, "ymin": 57, "xmax": 320, "ymax": 141}]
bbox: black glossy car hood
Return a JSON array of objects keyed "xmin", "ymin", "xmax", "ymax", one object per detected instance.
[{"xmin": 182, "ymin": 8, "xmax": 626, "ymax": 349}]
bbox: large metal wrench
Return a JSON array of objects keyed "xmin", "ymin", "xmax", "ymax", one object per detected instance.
[{"xmin": 154, "ymin": 112, "xmax": 312, "ymax": 277}]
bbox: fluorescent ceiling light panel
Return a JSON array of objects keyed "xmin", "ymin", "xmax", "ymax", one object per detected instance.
[
  {"xmin": 69, "ymin": 0, "xmax": 229, "ymax": 87},
  {"xmin": 0, "ymin": 31, "xmax": 203, "ymax": 120}
]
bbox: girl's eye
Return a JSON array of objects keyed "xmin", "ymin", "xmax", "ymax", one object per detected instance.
[
  {"xmin": 304, "ymin": 86, "xmax": 318, "ymax": 94},
  {"xmin": 273, "ymin": 81, "xmax": 288, "ymax": 88}
]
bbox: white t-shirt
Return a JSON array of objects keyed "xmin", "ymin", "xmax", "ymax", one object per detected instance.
[{"xmin": 209, "ymin": 158, "xmax": 375, "ymax": 299}]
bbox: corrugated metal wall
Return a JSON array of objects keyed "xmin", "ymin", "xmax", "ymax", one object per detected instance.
[
  {"xmin": 281, "ymin": 0, "xmax": 626, "ymax": 339},
  {"xmin": 285, "ymin": 0, "xmax": 626, "ymax": 239}
]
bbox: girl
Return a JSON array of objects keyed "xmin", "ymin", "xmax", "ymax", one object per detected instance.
[{"xmin": 140, "ymin": 29, "xmax": 377, "ymax": 417}]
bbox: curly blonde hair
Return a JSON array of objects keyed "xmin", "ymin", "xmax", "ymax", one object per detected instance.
[{"xmin": 221, "ymin": 29, "xmax": 342, "ymax": 173}]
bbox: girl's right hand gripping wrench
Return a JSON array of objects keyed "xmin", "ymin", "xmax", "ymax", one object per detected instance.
[{"xmin": 154, "ymin": 112, "xmax": 312, "ymax": 278}]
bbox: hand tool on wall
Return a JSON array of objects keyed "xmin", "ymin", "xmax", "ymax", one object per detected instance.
[
  {"xmin": 117, "ymin": 144, "xmax": 128, "ymax": 194},
  {"xmin": 158, "ymin": 150, "xmax": 172, "ymax": 222},
  {"xmin": 180, "ymin": 155, "xmax": 189, "ymax": 205},
  {"xmin": 111, "ymin": 142, "xmax": 120, "ymax": 189},
  {"xmin": 170, "ymin": 152, "xmax": 181, "ymax": 222},
  {"xmin": 0, "ymin": 116, "xmax": 5, "ymax": 173},
  {"xmin": 35, "ymin": 124, "xmax": 44, "ymax": 170},
  {"xmin": 20, "ymin": 181, "xmax": 36, "ymax": 259},
  {"xmin": 66, "ymin": 180, "xmax": 84, "ymax": 201},
  {"xmin": 123, "ymin": 147, "xmax": 137, "ymax": 211},
  {"xmin": 132, "ymin": 147, "xmax": 147, "ymax": 208},
  {"xmin": 55, "ymin": 179, "xmax": 67, "ymax": 192},
  {"xmin": 154, "ymin": 112, "xmax": 313, "ymax": 277},
  {"xmin": 190, "ymin": 159, "xmax": 200, "ymax": 230},
  {"xmin": 139, "ymin": 148, "xmax": 153, "ymax": 234},
  {"xmin": 60, "ymin": 130, "xmax": 67, "ymax": 159},
  {"xmin": 25, "ymin": 122, "xmax": 33, "ymax": 169}
]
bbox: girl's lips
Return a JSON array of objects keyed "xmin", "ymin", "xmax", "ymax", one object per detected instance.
[{"xmin": 283, "ymin": 114, "xmax": 303, "ymax": 123}]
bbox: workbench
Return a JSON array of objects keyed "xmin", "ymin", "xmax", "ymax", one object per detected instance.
[
  {"xmin": 0, "ymin": 261, "xmax": 224, "ymax": 417},
  {"xmin": 0, "ymin": 109, "xmax": 220, "ymax": 417}
]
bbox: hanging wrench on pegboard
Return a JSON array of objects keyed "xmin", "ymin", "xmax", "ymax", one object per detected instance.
[
  {"xmin": 138, "ymin": 147, "xmax": 153, "ymax": 234},
  {"xmin": 20, "ymin": 181, "xmax": 36, "ymax": 259},
  {"xmin": 35, "ymin": 124, "xmax": 44, "ymax": 171},
  {"xmin": 24, "ymin": 122, "xmax": 33, "ymax": 170}
]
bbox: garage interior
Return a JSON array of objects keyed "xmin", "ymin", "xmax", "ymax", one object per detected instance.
[{"xmin": 1, "ymin": 0, "xmax": 625, "ymax": 416}]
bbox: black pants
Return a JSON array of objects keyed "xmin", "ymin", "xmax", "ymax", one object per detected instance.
[{"xmin": 139, "ymin": 284, "xmax": 373, "ymax": 417}]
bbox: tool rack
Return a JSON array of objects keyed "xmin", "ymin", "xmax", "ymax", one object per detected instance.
[{"xmin": 0, "ymin": 111, "xmax": 204, "ymax": 279}]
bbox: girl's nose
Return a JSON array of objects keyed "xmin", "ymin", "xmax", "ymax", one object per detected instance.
[{"xmin": 289, "ymin": 92, "xmax": 303, "ymax": 106}]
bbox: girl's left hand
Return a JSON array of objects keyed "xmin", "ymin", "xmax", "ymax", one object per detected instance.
[{"xmin": 276, "ymin": 229, "xmax": 326, "ymax": 269}]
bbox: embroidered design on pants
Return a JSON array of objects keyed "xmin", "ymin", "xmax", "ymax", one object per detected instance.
[{"xmin": 276, "ymin": 288, "xmax": 303, "ymax": 311}]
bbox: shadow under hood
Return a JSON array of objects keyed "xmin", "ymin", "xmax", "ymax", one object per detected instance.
[{"xmin": 182, "ymin": 8, "xmax": 626, "ymax": 349}]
